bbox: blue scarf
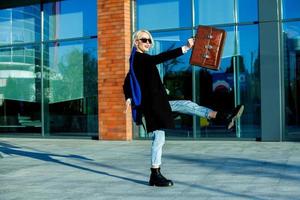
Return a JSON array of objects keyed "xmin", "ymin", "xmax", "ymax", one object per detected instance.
[{"xmin": 129, "ymin": 47, "xmax": 142, "ymax": 123}]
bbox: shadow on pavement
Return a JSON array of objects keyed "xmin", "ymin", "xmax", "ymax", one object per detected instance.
[
  {"xmin": 0, "ymin": 141, "xmax": 148, "ymax": 186},
  {"xmin": 166, "ymin": 153, "xmax": 300, "ymax": 182}
]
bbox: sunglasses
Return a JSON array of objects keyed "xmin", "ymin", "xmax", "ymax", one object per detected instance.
[{"xmin": 139, "ymin": 38, "xmax": 152, "ymax": 44}]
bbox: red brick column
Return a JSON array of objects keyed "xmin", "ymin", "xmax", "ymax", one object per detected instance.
[{"xmin": 97, "ymin": 0, "xmax": 132, "ymax": 140}]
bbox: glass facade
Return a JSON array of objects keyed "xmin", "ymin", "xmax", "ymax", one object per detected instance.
[
  {"xmin": 136, "ymin": 0, "xmax": 192, "ymax": 30},
  {"xmin": 135, "ymin": 0, "xmax": 260, "ymax": 139},
  {"xmin": 0, "ymin": 0, "xmax": 98, "ymax": 137},
  {"xmin": 1, "ymin": 0, "xmax": 300, "ymax": 141},
  {"xmin": 282, "ymin": 0, "xmax": 300, "ymax": 140},
  {"xmin": 195, "ymin": 0, "xmax": 235, "ymax": 25},
  {"xmin": 282, "ymin": 0, "xmax": 300, "ymax": 19}
]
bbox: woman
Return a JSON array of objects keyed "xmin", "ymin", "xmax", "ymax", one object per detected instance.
[{"xmin": 123, "ymin": 30, "xmax": 244, "ymax": 187}]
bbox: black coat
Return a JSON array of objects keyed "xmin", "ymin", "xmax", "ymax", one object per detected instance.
[{"xmin": 123, "ymin": 47, "xmax": 183, "ymax": 133}]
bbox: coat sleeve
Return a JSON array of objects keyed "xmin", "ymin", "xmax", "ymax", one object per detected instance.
[
  {"xmin": 123, "ymin": 72, "xmax": 132, "ymax": 101},
  {"xmin": 149, "ymin": 47, "xmax": 183, "ymax": 65}
]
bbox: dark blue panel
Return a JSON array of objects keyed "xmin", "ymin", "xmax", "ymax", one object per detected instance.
[
  {"xmin": 282, "ymin": 0, "xmax": 300, "ymax": 19},
  {"xmin": 43, "ymin": 0, "xmax": 97, "ymax": 40},
  {"xmin": 238, "ymin": 0, "xmax": 258, "ymax": 22},
  {"xmin": 136, "ymin": 0, "xmax": 192, "ymax": 30},
  {"xmin": 195, "ymin": 0, "xmax": 235, "ymax": 25}
]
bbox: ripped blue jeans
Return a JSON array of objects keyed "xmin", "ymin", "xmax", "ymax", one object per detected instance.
[{"xmin": 150, "ymin": 100, "xmax": 213, "ymax": 167}]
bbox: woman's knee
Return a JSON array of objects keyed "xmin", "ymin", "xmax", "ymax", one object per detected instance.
[{"xmin": 153, "ymin": 130, "xmax": 165, "ymax": 146}]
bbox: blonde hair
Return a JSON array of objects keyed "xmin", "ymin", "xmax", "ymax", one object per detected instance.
[{"xmin": 132, "ymin": 29, "xmax": 154, "ymax": 48}]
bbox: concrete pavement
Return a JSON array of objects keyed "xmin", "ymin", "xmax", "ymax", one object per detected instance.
[{"xmin": 1, "ymin": 138, "xmax": 300, "ymax": 200}]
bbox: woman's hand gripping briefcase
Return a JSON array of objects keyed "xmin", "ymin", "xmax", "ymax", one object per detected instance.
[{"xmin": 190, "ymin": 25, "xmax": 226, "ymax": 70}]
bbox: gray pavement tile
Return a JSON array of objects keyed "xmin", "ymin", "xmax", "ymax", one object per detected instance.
[{"xmin": 1, "ymin": 138, "xmax": 300, "ymax": 200}]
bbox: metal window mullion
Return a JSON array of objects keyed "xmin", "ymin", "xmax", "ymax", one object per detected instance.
[
  {"xmin": 43, "ymin": 35, "xmax": 97, "ymax": 45},
  {"xmin": 131, "ymin": 0, "xmax": 136, "ymax": 34},
  {"xmin": 41, "ymin": 5, "xmax": 45, "ymax": 137},
  {"xmin": 0, "ymin": 41, "xmax": 39, "ymax": 48},
  {"xmin": 233, "ymin": 0, "xmax": 241, "ymax": 138},
  {"xmin": 282, "ymin": 17, "xmax": 300, "ymax": 23},
  {"xmin": 10, "ymin": 9, "xmax": 13, "ymax": 62},
  {"xmin": 191, "ymin": 0, "xmax": 198, "ymax": 139},
  {"xmin": 0, "ymin": 36, "xmax": 97, "ymax": 49},
  {"xmin": 278, "ymin": 0, "xmax": 284, "ymax": 141}
]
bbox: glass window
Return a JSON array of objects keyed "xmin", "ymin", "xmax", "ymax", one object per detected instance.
[
  {"xmin": 195, "ymin": 0, "xmax": 235, "ymax": 25},
  {"xmin": 151, "ymin": 30, "xmax": 193, "ymax": 76},
  {"xmin": 195, "ymin": 0, "xmax": 258, "ymax": 25},
  {"xmin": 237, "ymin": 0, "xmax": 258, "ymax": 22},
  {"xmin": 43, "ymin": 38, "xmax": 98, "ymax": 136},
  {"xmin": 0, "ymin": 0, "xmax": 98, "ymax": 137},
  {"xmin": 282, "ymin": 0, "xmax": 300, "ymax": 19},
  {"xmin": 137, "ymin": 30, "xmax": 193, "ymax": 138},
  {"xmin": 136, "ymin": 0, "xmax": 192, "ymax": 30},
  {"xmin": 0, "ymin": 5, "xmax": 41, "ymax": 45},
  {"xmin": 195, "ymin": 26, "xmax": 236, "ymax": 138},
  {"xmin": 43, "ymin": 0, "xmax": 97, "ymax": 41},
  {"xmin": 0, "ymin": 45, "xmax": 41, "ymax": 135},
  {"xmin": 193, "ymin": 25, "xmax": 260, "ymax": 139},
  {"xmin": 0, "ymin": 45, "xmax": 40, "ymax": 103},
  {"xmin": 236, "ymin": 25, "xmax": 260, "ymax": 138},
  {"xmin": 135, "ymin": 1, "xmax": 260, "ymax": 139},
  {"xmin": 283, "ymin": 21, "xmax": 300, "ymax": 140}
]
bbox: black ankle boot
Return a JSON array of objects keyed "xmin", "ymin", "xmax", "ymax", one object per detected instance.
[
  {"xmin": 215, "ymin": 105, "xmax": 244, "ymax": 130},
  {"xmin": 149, "ymin": 168, "xmax": 173, "ymax": 187}
]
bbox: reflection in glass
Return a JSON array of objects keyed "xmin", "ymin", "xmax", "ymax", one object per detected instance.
[
  {"xmin": 195, "ymin": 0, "xmax": 234, "ymax": 25},
  {"xmin": 195, "ymin": 26, "xmax": 236, "ymax": 138},
  {"xmin": 143, "ymin": 30, "xmax": 193, "ymax": 138},
  {"xmin": 237, "ymin": 0, "xmax": 258, "ymax": 22},
  {"xmin": 236, "ymin": 25, "xmax": 260, "ymax": 138},
  {"xmin": 136, "ymin": 0, "xmax": 192, "ymax": 30},
  {"xmin": 43, "ymin": 0, "xmax": 97, "ymax": 41},
  {"xmin": 0, "ymin": 45, "xmax": 41, "ymax": 134},
  {"xmin": 0, "ymin": 0, "xmax": 98, "ymax": 137},
  {"xmin": 282, "ymin": 0, "xmax": 300, "ymax": 19},
  {"xmin": 194, "ymin": 25, "xmax": 260, "ymax": 138},
  {"xmin": 47, "ymin": 44, "xmax": 84, "ymax": 103},
  {"xmin": 135, "ymin": 0, "xmax": 261, "ymax": 139},
  {"xmin": 43, "ymin": 39, "xmax": 98, "ymax": 136},
  {"xmin": 283, "ymin": 21, "xmax": 300, "ymax": 139},
  {"xmin": 0, "ymin": 5, "xmax": 41, "ymax": 45}
]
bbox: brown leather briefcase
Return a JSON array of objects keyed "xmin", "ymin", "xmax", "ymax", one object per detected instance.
[{"xmin": 190, "ymin": 26, "xmax": 226, "ymax": 70}]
